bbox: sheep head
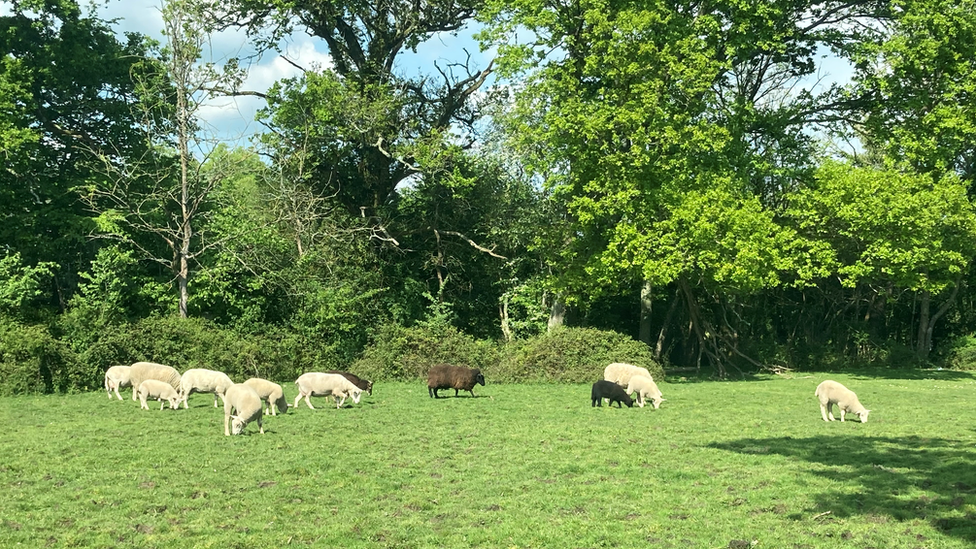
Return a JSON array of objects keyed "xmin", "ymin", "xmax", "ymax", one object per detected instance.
[
  {"xmin": 475, "ymin": 372, "xmax": 485, "ymax": 387},
  {"xmin": 231, "ymin": 415, "xmax": 247, "ymax": 435},
  {"xmin": 856, "ymin": 409, "xmax": 870, "ymax": 423},
  {"xmin": 350, "ymin": 389, "xmax": 363, "ymax": 404}
]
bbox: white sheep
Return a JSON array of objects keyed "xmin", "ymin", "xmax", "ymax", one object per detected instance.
[
  {"xmin": 178, "ymin": 368, "xmax": 235, "ymax": 409},
  {"xmin": 626, "ymin": 375, "xmax": 665, "ymax": 409},
  {"xmin": 104, "ymin": 365, "xmax": 132, "ymax": 400},
  {"xmin": 242, "ymin": 377, "xmax": 289, "ymax": 416},
  {"xmin": 137, "ymin": 379, "xmax": 181, "ymax": 410},
  {"xmin": 815, "ymin": 380, "xmax": 870, "ymax": 423},
  {"xmin": 223, "ymin": 383, "xmax": 264, "ymax": 436},
  {"xmin": 294, "ymin": 372, "xmax": 363, "ymax": 410},
  {"xmin": 604, "ymin": 362, "xmax": 654, "ymax": 388},
  {"xmin": 128, "ymin": 362, "xmax": 182, "ymax": 402}
]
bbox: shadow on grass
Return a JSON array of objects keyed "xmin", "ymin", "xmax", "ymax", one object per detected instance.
[
  {"xmin": 710, "ymin": 435, "xmax": 976, "ymax": 543},
  {"xmin": 665, "ymin": 368, "xmax": 976, "ymax": 383}
]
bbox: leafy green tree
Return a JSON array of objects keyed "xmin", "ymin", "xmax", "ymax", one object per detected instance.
[
  {"xmin": 0, "ymin": 0, "xmax": 152, "ymax": 308},
  {"xmin": 855, "ymin": 0, "xmax": 976, "ymax": 183},
  {"xmin": 787, "ymin": 160, "xmax": 976, "ymax": 360}
]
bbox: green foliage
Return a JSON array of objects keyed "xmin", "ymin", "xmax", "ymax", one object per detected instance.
[
  {"xmin": 0, "ymin": 252, "xmax": 56, "ymax": 321},
  {"xmin": 0, "ymin": 318, "xmax": 86, "ymax": 395},
  {"xmin": 787, "ymin": 161, "xmax": 976, "ymax": 292},
  {"xmin": 942, "ymin": 335, "xmax": 976, "ymax": 371},
  {"xmin": 78, "ymin": 316, "xmax": 346, "ymax": 386},
  {"xmin": 352, "ymin": 321, "xmax": 500, "ymax": 382},
  {"xmin": 493, "ymin": 327, "xmax": 664, "ymax": 383}
]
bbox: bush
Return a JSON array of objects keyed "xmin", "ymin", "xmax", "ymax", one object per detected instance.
[
  {"xmin": 492, "ymin": 327, "xmax": 663, "ymax": 383},
  {"xmin": 79, "ymin": 316, "xmax": 354, "ymax": 384},
  {"xmin": 0, "ymin": 318, "xmax": 87, "ymax": 395},
  {"xmin": 943, "ymin": 335, "xmax": 976, "ymax": 371},
  {"xmin": 352, "ymin": 323, "xmax": 499, "ymax": 381}
]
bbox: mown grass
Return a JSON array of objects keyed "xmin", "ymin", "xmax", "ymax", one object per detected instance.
[{"xmin": 2, "ymin": 371, "xmax": 976, "ymax": 548}]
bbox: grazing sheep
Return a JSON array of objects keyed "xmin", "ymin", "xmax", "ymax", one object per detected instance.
[
  {"xmin": 626, "ymin": 375, "xmax": 665, "ymax": 409},
  {"xmin": 223, "ymin": 383, "xmax": 264, "ymax": 436},
  {"xmin": 128, "ymin": 362, "xmax": 182, "ymax": 402},
  {"xmin": 603, "ymin": 362, "xmax": 654, "ymax": 388},
  {"xmin": 591, "ymin": 380, "xmax": 634, "ymax": 408},
  {"xmin": 104, "ymin": 365, "xmax": 132, "ymax": 400},
  {"xmin": 242, "ymin": 378, "xmax": 289, "ymax": 416},
  {"xmin": 294, "ymin": 373, "xmax": 363, "ymax": 410},
  {"xmin": 426, "ymin": 364, "xmax": 485, "ymax": 398},
  {"xmin": 178, "ymin": 368, "xmax": 235, "ymax": 409},
  {"xmin": 137, "ymin": 379, "xmax": 181, "ymax": 410},
  {"xmin": 326, "ymin": 370, "xmax": 373, "ymax": 396},
  {"xmin": 815, "ymin": 380, "xmax": 870, "ymax": 423}
]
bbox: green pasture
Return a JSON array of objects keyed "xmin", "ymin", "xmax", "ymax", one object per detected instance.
[{"xmin": 2, "ymin": 372, "xmax": 976, "ymax": 548}]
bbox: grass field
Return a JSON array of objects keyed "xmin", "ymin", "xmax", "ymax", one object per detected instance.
[{"xmin": 3, "ymin": 371, "xmax": 976, "ymax": 548}]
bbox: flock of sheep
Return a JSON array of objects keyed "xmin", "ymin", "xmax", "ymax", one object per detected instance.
[
  {"xmin": 104, "ymin": 361, "xmax": 373, "ymax": 435},
  {"xmin": 103, "ymin": 360, "xmax": 872, "ymax": 436}
]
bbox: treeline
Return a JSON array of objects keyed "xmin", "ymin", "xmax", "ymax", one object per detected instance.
[{"xmin": 3, "ymin": 0, "xmax": 976, "ymax": 393}]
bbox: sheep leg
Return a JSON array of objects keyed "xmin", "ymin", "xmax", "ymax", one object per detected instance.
[
  {"xmin": 213, "ymin": 393, "xmax": 219, "ymax": 408},
  {"xmin": 257, "ymin": 416, "xmax": 264, "ymax": 434},
  {"xmin": 159, "ymin": 398, "xmax": 165, "ymax": 411},
  {"xmin": 304, "ymin": 394, "xmax": 315, "ymax": 410},
  {"xmin": 293, "ymin": 393, "xmax": 303, "ymax": 409},
  {"xmin": 839, "ymin": 409, "xmax": 846, "ymax": 422},
  {"xmin": 114, "ymin": 385, "xmax": 124, "ymax": 400}
]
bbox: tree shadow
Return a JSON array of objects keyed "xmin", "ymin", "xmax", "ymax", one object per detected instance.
[
  {"xmin": 667, "ymin": 368, "xmax": 976, "ymax": 383},
  {"xmin": 710, "ymin": 435, "xmax": 976, "ymax": 543}
]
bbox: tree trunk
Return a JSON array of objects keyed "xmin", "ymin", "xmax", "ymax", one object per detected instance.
[
  {"xmin": 917, "ymin": 279, "xmax": 963, "ymax": 361},
  {"xmin": 915, "ymin": 290, "xmax": 930, "ymax": 360},
  {"xmin": 639, "ymin": 279, "xmax": 653, "ymax": 346},
  {"xmin": 499, "ymin": 296, "xmax": 513, "ymax": 342},
  {"xmin": 655, "ymin": 289, "xmax": 681, "ymax": 361},
  {"xmin": 548, "ymin": 295, "xmax": 567, "ymax": 331}
]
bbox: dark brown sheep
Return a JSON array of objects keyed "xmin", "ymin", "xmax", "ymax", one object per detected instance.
[
  {"xmin": 326, "ymin": 371, "xmax": 373, "ymax": 395},
  {"xmin": 427, "ymin": 364, "xmax": 485, "ymax": 398}
]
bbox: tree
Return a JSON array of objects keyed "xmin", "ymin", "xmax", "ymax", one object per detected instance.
[
  {"xmin": 855, "ymin": 0, "xmax": 976, "ymax": 184},
  {"xmin": 0, "ymin": 0, "xmax": 152, "ymax": 309},
  {"xmin": 786, "ymin": 160, "xmax": 976, "ymax": 360},
  {"xmin": 82, "ymin": 0, "xmax": 246, "ymax": 318},
  {"xmin": 213, "ymin": 0, "xmax": 492, "ymax": 221}
]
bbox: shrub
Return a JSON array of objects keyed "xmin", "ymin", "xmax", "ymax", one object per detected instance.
[
  {"xmin": 0, "ymin": 318, "xmax": 87, "ymax": 395},
  {"xmin": 943, "ymin": 335, "xmax": 976, "ymax": 371},
  {"xmin": 78, "ymin": 316, "xmax": 349, "ymax": 384},
  {"xmin": 351, "ymin": 323, "xmax": 499, "ymax": 381},
  {"xmin": 492, "ymin": 327, "xmax": 664, "ymax": 383}
]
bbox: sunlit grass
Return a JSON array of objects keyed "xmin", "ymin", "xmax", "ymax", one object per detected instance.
[{"xmin": 2, "ymin": 371, "xmax": 976, "ymax": 547}]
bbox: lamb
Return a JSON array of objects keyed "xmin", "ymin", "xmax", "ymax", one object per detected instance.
[
  {"xmin": 326, "ymin": 370, "xmax": 373, "ymax": 396},
  {"xmin": 137, "ymin": 379, "xmax": 181, "ymax": 410},
  {"xmin": 104, "ymin": 365, "xmax": 132, "ymax": 400},
  {"xmin": 815, "ymin": 380, "xmax": 870, "ymax": 423},
  {"xmin": 625, "ymin": 375, "xmax": 665, "ymax": 409},
  {"xmin": 591, "ymin": 380, "xmax": 634, "ymax": 408},
  {"xmin": 293, "ymin": 373, "xmax": 363, "ymax": 410},
  {"xmin": 178, "ymin": 368, "xmax": 235, "ymax": 409},
  {"xmin": 127, "ymin": 362, "xmax": 182, "ymax": 402},
  {"xmin": 223, "ymin": 383, "xmax": 264, "ymax": 436},
  {"xmin": 426, "ymin": 364, "xmax": 485, "ymax": 398},
  {"xmin": 603, "ymin": 362, "xmax": 654, "ymax": 388},
  {"xmin": 242, "ymin": 377, "xmax": 289, "ymax": 416}
]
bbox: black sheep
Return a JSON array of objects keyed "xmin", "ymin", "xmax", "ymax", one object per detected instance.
[
  {"xmin": 591, "ymin": 380, "xmax": 634, "ymax": 408},
  {"xmin": 326, "ymin": 370, "xmax": 373, "ymax": 395},
  {"xmin": 427, "ymin": 364, "xmax": 485, "ymax": 398}
]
